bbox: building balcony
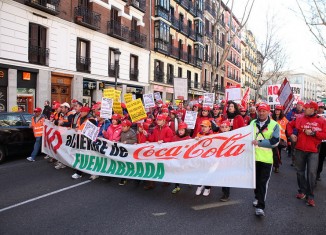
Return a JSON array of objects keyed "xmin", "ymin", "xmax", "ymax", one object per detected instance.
[
  {"xmin": 195, "ymin": 57, "xmax": 203, "ymax": 68},
  {"xmin": 154, "ymin": 39, "xmax": 169, "ymax": 54},
  {"xmin": 74, "ymin": 6, "xmax": 101, "ymax": 31},
  {"xmin": 188, "ymin": 54, "xmax": 196, "ymax": 66},
  {"xmin": 188, "ymin": 1, "xmax": 196, "ymax": 16},
  {"xmin": 188, "ymin": 27, "xmax": 196, "ymax": 40},
  {"xmin": 205, "ymin": 31, "xmax": 213, "ymax": 39},
  {"xmin": 216, "ymin": 85, "xmax": 225, "ymax": 93},
  {"xmin": 109, "ymin": 63, "xmax": 116, "ymax": 77},
  {"xmin": 195, "ymin": 33, "xmax": 203, "ymax": 43},
  {"xmin": 130, "ymin": 68, "xmax": 139, "ymax": 81},
  {"xmin": 195, "ymin": 6, "xmax": 203, "ymax": 18},
  {"xmin": 168, "ymin": 45, "xmax": 179, "ymax": 59},
  {"xmin": 155, "ymin": 5, "xmax": 170, "ymax": 21},
  {"xmin": 193, "ymin": 81, "xmax": 201, "ymax": 89},
  {"xmin": 76, "ymin": 56, "xmax": 91, "ymax": 73},
  {"xmin": 130, "ymin": 0, "xmax": 146, "ymax": 13},
  {"xmin": 179, "ymin": 50, "xmax": 188, "ymax": 63},
  {"xmin": 28, "ymin": 43, "xmax": 49, "ymax": 66},
  {"xmin": 130, "ymin": 30, "xmax": 147, "ymax": 48},
  {"xmin": 25, "ymin": 0, "xmax": 60, "ymax": 15},
  {"xmin": 107, "ymin": 20, "xmax": 130, "ymax": 41},
  {"xmin": 179, "ymin": 0, "xmax": 189, "ymax": 10},
  {"xmin": 202, "ymin": 81, "xmax": 211, "ymax": 91},
  {"xmin": 204, "ymin": 2, "xmax": 215, "ymax": 17},
  {"xmin": 179, "ymin": 22, "xmax": 188, "ymax": 35},
  {"xmin": 154, "ymin": 71, "xmax": 165, "ymax": 83},
  {"xmin": 170, "ymin": 15, "xmax": 180, "ymax": 30},
  {"xmin": 204, "ymin": 54, "xmax": 212, "ymax": 64},
  {"xmin": 167, "ymin": 73, "xmax": 174, "ymax": 85}
]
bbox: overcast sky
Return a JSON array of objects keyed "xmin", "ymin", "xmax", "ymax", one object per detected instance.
[{"xmin": 233, "ymin": 0, "xmax": 324, "ymax": 75}]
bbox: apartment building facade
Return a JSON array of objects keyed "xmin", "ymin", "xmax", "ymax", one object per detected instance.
[{"xmin": 0, "ymin": 0, "xmax": 150, "ymax": 112}]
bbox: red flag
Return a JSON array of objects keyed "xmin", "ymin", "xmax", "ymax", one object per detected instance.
[{"xmin": 241, "ymin": 87, "xmax": 250, "ymax": 110}]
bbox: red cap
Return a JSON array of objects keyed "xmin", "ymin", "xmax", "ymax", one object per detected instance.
[
  {"xmin": 34, "ymin": 107, "xmax": 42, "ymax": 112},
  {"xmin": 71, "ymin": 99, "xmax": 78, "ymax": 103},
  {"xmin": 161, "ymin": 104, "xmax": 168, "ymax": 109},
  {"xmin": 194, "ymin": 103, "xmax": 201, "ymax": 108},
  {"xmin": 200, "ymin": 120, "xmax": 211, "ymax": 127},
  {"xmin": 304, "ymin": 101, "xmax": 318, "ymax": 110},
  {"xmin": 240, "ymin": 107, "xmax": 247, "ymax": 112},
  {"xmin": 80, "ymin": 106, "xmax": 90, "ymax": 113},
  {"xmin": 92, "ymin": 104, "xmax": 100, "ymax": 110},
  {"xmin": 121, "ymin": 103, "xmax": 126, "ymax": 109},
  {"xmin": 221, "ymin": 100, "xmax": 226, "ymax": 104},
  {"xmin": 145, "ymin": 118, "xmax": 153, "ymax": 124},
  {"xmin": 202, "ymin": 106, "xmax": 211, "ymax": 111},
  {"xmin": 213, "ymin": 104, "xmax": 219, "ymax": 110},
  {"xmin": 161, "ymin": 108, "xmax": 169, "ymax": 113},
  {"xmin": 257, "ymin": 103, "xmax": 271, "ymax": 112},
  {"xmin": 275, "ymin": 105, "xmax": 283, "ymax": 110},
  {"xmin": 143, "ymin": 122, "xmax": 150, "ymax": 130},
  {"xmin": 121, "ymin": 120, "xmax": 132, "ymax": 127},
  {"xmin": 52, "ymin": 101, "xmax": 60, "ymax": 105},
  {"xmin": 170, "ymin": 110, "xmax": 177, "ymax": 114},
  {"xmin": 137, "ymin": 122, "xmax": 144, "ymax": 127},
  {"xmin": 297, "ymin": 100, "xmax": 304, "ymax": 106},
  {"xmin": 220, "ymin": 120, "xmax": 231, "ymax": 127},
  {"xmin": 156, "ymin": 114, "xmax": 167, "ymax": 121},
  {"xmin": 112, "ymin": 114, "xmax": 121, "ymax": 120},
  {"xmin": 318, "ymin": 102, "xmax": 325, "ymax": 107},
  {"xmin": 95, "ymin": 111, "xmax": 101, "ymax": 116},
  {"xmin": 54, "ymin": 103, "xmax": 61, "ymax": 109},
  {"xmin": 178, "ymin": 122, "xmax": 188, "ymax": 130}
]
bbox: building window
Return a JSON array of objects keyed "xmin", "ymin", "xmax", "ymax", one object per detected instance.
[
  {"xmin": 178, "ymin": 67, "xmax": 182, "ymax": 77},
  {"xmin": 154, "ymin": 20, "xmax": 170, "ymax": 52},
  {"xmin": 195, "ymin": 20, "xmax": 203, "ymax": 35},
  {"xmin": 154, "ymin": 59, "xmax": 164, "ymax": 82},
  {"xmin": 76, "ymin": 38, "xmax": 91, "ymax": 73},
  {"xmin": 130, "ymin": 54, "xmax": 138, "ymax": 81},
  {"xmin": 167, "ymin": 64, "xmax": 174, "ymax": 84},
  {"xmin": 195, "ymin": 73, "xmax": 199, "ymax": 88},
  {"xmin": 28, "ymin": 23, "xmax": 49, "ymax": 66},
  {"xmin": 187, "ymin": 70, "xmax": 191, "ymax": 88}
]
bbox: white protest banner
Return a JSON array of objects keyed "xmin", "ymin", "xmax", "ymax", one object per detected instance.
[
  {"xmin": 42, "ymin": 120, "xmax": 255, "ymax": 188},
  {"xmin": 154, "ymin": 92, "xmax": 162, "ymax": 101},
  {"xmin": 225, "ymin": 85, "xmax": 242, "ymax": 101},
  {"xmin": 174, "ymin": 78, "xmax": 188, "ymax": 100},
  {"xmin": 143, "ymin": 93, "xmax": 155, "ymax": 108},
  {"xmin": 100, "ymin": 97, "xmax": 113, "ymax": 119},
  {"xmin": 184, "ymin": 111, "xmax": 198, "ymax": 129},
  {"xmin": 81, "ymin": 120, "xmax": 99, "ymax": 142},
  {"xmin": 203, "ymin": 93, "xmax": 215, "ymax": 108}
]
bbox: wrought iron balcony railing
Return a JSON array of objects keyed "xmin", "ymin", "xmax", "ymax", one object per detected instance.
[
  {"xmin": 76, "ymin": 56, "xmax": 91, "ymax": 73},
  {"xmin": 130, "ymin": 68, "xmax": 139, "ymax": 81},
  {"xmin": 130, "ymin": 0, "xmax": 146, "ymax": 13},
  {"xmin": 130, "ymin": 30, "xmax": 147, "ymax": 48},
  {"xmin": 28, "ymin": 43, "xmax": 49, "ymax": 66},
  {"xmin": 154, "ymin": 71, "xmax": 165, "ymax": 83},
  {"xmin": 75, "ymin": 6, "xmax": 101, "ymax": 30},
  {"xmin": 25, "ymin": 0, "xmax": 60, "ymax": 15},
  {"xmin": 107, "ymin": 20, "xmax": 130, "ymax": 41},
  {"xmin": 155, "ymin": 5, "xmax": 170, "ymax": 21}
]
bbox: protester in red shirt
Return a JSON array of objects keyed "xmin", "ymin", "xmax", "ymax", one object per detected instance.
[
  {"xmin": 240, "ymin": 106, "xmax": 251, "ymax": 126},
  {"xmin": 192, "ymin": 106, "xmax": 211, "ymax": 137}
]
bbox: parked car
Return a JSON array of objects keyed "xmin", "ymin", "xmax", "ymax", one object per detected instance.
[{"xmin": 0, "ymin": 112, "xmax": 35, "ymax": 163}]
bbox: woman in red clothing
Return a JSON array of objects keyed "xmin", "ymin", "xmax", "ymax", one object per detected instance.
[
  {"xmin": 192, "ymin": 106, "xmax": 211, "ymax": 137},
  {"xmin": 137, "ymin": 122, "xmax": 148, "ymax": 143},
  {"xmin": 224, "ymin": 101, "xmax": 245, "ymax": 130},
  {"xmin": 171, "ymin": 122, "xmax": 191, "ymax": 194},
  {"xmin": 103, "ymin": 114, "xmax": 122, "ymax": 141}
]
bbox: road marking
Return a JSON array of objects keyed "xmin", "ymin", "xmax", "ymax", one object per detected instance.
[
  {"xmin": 152, "ymin": 212, "xmax": 167, "ymax": 216},
  {"xmin": 192, "ymin": 200, "xmax": 243, "ymax": 210},
  {"xmin": 0, "ymin": 180, "xmax": 91, "ymax": 213}
]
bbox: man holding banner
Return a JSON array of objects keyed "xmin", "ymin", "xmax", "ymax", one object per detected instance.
[{"xmin": 251, "ymin": 103, "xmax": 280, "ymax": 216}]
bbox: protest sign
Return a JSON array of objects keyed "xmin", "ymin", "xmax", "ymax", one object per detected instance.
[
  {"xmin": 278, "ymin": 78, "xmax": 295, "ymax": 113},
  {"xmin": 113, "ymin": 101, "xmax": 123, "ymax": 115},
  {"xmin": 225, "ymin": 85, "xmax": 242, "ymax": 101},
  {"xmin": 143, "ymin": 93, "xmax": 155, "ymax": 108},
  {"xmin": 81, "ymin": 120, "xmax": 99, "ymax": 142},
  {"xmin": 124, "ymin": 93, "xmax": 133, "ymax": 103},
  {"xmin": 184, "ymin": 111, "xmax": 198, "ymax": 129},
  {"xmin": 126, "ymin": 99, "xmax": 147, "ymax": 122},
  {"xmin": 43, "ymin": 120, "xmax": 255, "ymax": 188},
  {"xmin": 103, "ymin": 88, "xmax": 115, "ymax": 99},
  {"xmin": 100, "ymin": 97, "xmax": 113, "ymax": 119},
  {"xmin": 203, "ymin": 93, "xmax": 215, "ymax": 108},
  {"xmin": 154, "ymin": 92, "xmax": 162, "ymax": 101},
  {"xmin": 114, "ymin": 90, "xmax": 121, "ymax": 102},
  {"xmin": 174, "ymin": 78, "xmax": 188, "ymax": 100}
]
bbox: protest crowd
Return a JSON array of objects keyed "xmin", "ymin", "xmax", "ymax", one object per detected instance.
[{"xmin": 25, "ymin": 91, "xmax": 326, "ymax": 217}]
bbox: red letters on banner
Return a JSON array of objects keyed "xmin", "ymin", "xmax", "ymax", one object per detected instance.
[{"xmin": 44, "ymin": 125, "xmax": 63, "ymax": 153}]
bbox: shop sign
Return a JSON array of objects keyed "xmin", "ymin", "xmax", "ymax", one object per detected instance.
[
  {"xmin": 0, "ymin": 71, "xmax": 4, "ymax": 78},
  {"xmin": 23, "ymin": 72, "xmax": 31, "ymax": 80},
  {"xmin": 153, "ymin": 85, "xmax": 164, "ymax": 92}
]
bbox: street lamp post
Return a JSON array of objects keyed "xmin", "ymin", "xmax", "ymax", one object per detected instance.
[{"xmin": 113, "ymin": 48, "xmax": 121, "ymax": 90}]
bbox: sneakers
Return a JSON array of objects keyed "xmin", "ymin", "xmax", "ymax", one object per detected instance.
[
  {"xmin": 119, "ymin": 180, "xmax": 127, "ymax": 186},
  {"xmin": 253, "ymin": 199, "xmax": 258, "ymax": 207},
  {"xmin": 71, "ymin": 173, "xmax": 82, "ymax": 179},
  {"xmin": 306, "ymin": 198, "xmax": 316, "ymax": 207},
  {"xmin": 44, "ymin": 155, "xmax": 50, "ymax": 159},
  {"xmin": 196, "ymin": 186, "xmax": 204, "ymax": 195},
  {"xmin": 26, "ymin": 157, "xmax": 35, "ymax": 162},
  {"xmin": 203, "ymin": 188, "xmax": 210, "ymax": 196},
  {"xmin": 274, "ymin": 167, "xmax": 279, "ymax": 173},
  {"xmin": 89, "ymin": 175, "xmax": 99, "ymax": 180},
  {"xmin": 255, "ymin": 208, "xmax": 265, "ymax": 216},
  {"xmin": 220, "ymin": 194, "xmax": 229, "ymax": 202},
  {"xmin": 296, "ymin": 193, "xmax": 306, "ymax": 200},
  {"xmin": 54, "ymin": 162, "xmax": 66, "ymax": 169},
  {"xmin": 172, "ymin": 187, "xmax": 181, "ymax": 194}
]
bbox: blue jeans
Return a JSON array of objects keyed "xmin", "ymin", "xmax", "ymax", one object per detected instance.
[
  {"xmin": 295, "ymin": 150, "xmax": 319, "ymax": 199},
  {"xmin": 30, "ymin": 137, "xmax": 42, "ymax": 160}
]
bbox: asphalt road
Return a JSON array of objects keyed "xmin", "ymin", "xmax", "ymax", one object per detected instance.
[{"xmin": 1, "ymin": 151, "xmax": 326, "ymax": 235}]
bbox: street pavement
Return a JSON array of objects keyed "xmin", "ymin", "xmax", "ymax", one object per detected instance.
[{"xmin": 0, "ymin": 151, "xmax": 326, "ymax": 235}]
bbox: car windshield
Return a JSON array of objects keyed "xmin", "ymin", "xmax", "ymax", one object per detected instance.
[
  {"xmin": 0, "ymin": 114, "xmax": 24, "ymax": 127},
  {"xmin": 22, "ymin": 114, "xmax": 33, "ymax": 125}
]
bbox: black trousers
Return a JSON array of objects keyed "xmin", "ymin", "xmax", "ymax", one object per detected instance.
[
  {"xmin": 222, "ymin": 187, "xmax": 230, "ymax": 197},
  {"xmin": 254, "ymin": 161, "xmax": 272, "ymax": 210},
  {"xmin": 317, "ymin": 142, "xmax": 326, "ymax": 177}
]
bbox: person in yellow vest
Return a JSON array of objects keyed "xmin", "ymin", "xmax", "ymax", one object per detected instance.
[
  {"xmin": 27, "ymin": 107, "xmax": 45, "ymax": 162},
  {"xmin": 271, "ymin": 105, "xmax": 289, "ymax": 173},
  {"xmin": 251, "ymin": 103, "xmax": 280, "ymax": 216}
]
